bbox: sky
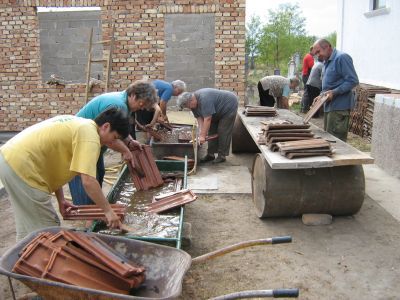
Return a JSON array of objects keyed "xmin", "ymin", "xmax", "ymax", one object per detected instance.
[{"xmin": 246, "ymin": 0, "xmax": 338, "ymax": 37}]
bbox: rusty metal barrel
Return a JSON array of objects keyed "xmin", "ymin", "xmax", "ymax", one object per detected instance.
[{"xmin": 251, "ymin": 154, "xmax": 365, "ymax": 218}]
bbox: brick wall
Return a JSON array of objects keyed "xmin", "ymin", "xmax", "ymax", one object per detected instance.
[{"xmin": 0, "ymin": 0, "xmax": 246, "ymax": 131}]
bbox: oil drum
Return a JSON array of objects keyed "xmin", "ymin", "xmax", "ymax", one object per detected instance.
[
  {"xmin": 231, "ymin": 114, "xmax": 260, "ymax": 153},
  {"xmin": 251, "ymin": 154, "xmax": 365, "ymax": 217}
]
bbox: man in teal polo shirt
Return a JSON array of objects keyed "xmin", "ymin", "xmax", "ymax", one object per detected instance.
[{"xmin": 69, "ymin": 80, "xmax": 157, "ymax": 205}]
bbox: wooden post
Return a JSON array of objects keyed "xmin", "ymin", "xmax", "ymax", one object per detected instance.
[{"xmin": 85, "ymin": 28, "xmax": 93, "ymax": 103}]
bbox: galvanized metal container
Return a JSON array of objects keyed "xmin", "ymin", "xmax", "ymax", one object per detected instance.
[{"xmin": 97, "ymin": 159, "xmax": 188, "ymax": 249}]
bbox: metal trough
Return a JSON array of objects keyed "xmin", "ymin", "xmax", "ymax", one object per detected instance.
[
  {"xmin": 99, "ymin": 159, "xmax": 188, "ymax": 249},
  {"xmin": 150, "ymin": 124, "xmax": 196, "ymax": 160}
]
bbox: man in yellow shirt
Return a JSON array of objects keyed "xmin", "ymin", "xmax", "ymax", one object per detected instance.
[{"xmin": 0, "ymin": 108, "xmax": 129, "ymax": 240}]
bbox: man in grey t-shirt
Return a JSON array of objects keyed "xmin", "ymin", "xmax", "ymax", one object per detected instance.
[{"xmin": 177, "ymin": 88, "xmax": 238, "ymax": 163}]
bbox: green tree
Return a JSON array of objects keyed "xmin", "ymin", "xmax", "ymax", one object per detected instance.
[
  {"xmin": 245, "ymin": 15, "xmax": 262, "ymax": 69},
  {"xmin": 257, "ymin": 3, "xmax": 313, "ymax": 74},
  {"xmin": 324, "ymin": 31, "xmax": 337, "ymax": 48}
]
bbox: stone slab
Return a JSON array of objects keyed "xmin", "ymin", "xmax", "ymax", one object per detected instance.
[{"xmin": 188, "ymin": 165, "xmax": 252, "ymax": 194}]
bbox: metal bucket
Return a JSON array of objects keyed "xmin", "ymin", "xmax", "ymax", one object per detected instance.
[{"xmin": 252, "ymin": 154, "xmax": 365, "ymax": 217}]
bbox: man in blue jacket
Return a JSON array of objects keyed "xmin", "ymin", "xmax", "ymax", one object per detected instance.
[{"xmin": 313, "ymin": 39, "xmax": 359, "ymax": 141}]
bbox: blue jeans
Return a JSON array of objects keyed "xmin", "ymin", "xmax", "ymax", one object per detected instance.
[{"xmin": 68, "ymin": 148, "xmax": 106, "ymax": 205}]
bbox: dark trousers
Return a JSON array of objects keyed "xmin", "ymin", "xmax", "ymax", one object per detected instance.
[
  {"xmin": 324, "ymin": 110, "xmax": 350, "ymax": 142},
  {"xmin": 135, "ymin": 110, "xmax": 155, "ymax": 126},
  {"xmin": 257, "ymin": 82, "xmax": 275, "ymax": 107},
  {"xmin": 207, "ymin": 112, "xmax": 237, "ymax": 157},
  {"xmin": 68, "ymin": 147, "xmax": 106, "ymax": 205},
  {"xmin": 302, "ymin": 74, "xmax": 309, "ymax": 87},
  {"xmin": 302, "ymin": 85, "xmax": 321, "ymax": 114},
  {"xmin": 307, "ymin": 85, "xmax": 322, "ymax": 117}
]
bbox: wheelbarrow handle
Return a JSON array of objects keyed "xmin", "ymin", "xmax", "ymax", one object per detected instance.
[
  {"xmin": 191, "ymin": 236, "xmax": 292, "ymax": 264},
  {"xmin": 273, "ymin": 289, "xmax": 299, "ymax": 298},
  {"xmin": 209, "ymin": 288, "xmax": 299, "ymax": 299},
  {"xmin": 272, "ymin": 236, "xmax": 292, "ymax": 244}
]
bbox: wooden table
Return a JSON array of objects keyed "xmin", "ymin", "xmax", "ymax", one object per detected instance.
[{"xmin": 232, "ymin": 108, "xmax": 374, "ymax": 217}]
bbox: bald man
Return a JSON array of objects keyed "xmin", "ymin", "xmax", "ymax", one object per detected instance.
[{"xmin": 313, "ymin": 39, "xmax": 359, "ymax": 141}]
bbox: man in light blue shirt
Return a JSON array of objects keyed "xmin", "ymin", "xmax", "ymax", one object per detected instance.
[
  {"xmin": 136, "ymin": 79, "xmax": 186, "ymax": 127},
  {"xmin": 153, "ymin": 79, "xmax": 186, "ymax": 121},
  {"xmin": 313, "ymin": 39, "xmax": 359, "ymax": 141}
]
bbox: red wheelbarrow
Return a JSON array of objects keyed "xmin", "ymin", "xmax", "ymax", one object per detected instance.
[{"xmin": 0, "ymin": 227, "xmax": 299, "ymax": 299}]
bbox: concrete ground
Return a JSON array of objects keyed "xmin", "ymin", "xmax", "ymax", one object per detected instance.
[{"xmin": 1, "ymin": 111, "xmax": 400, "ymax": 299}]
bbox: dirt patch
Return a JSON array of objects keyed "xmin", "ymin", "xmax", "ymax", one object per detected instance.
[{"xmin": 180, "ymin": 193, "xmax": 400, "ymax": 299}]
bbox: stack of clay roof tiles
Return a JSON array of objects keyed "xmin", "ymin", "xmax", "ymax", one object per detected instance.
[
  {"xmin": 13, "ymin": 230, "xmax": 145, "ymax": 294},
  {"xmin": 243, "ymin": 105, "xmax": 277, "ymax": 117},
  {"xmin": 349, "ymin": 84, "xmax": 392, "ymax": 141},
  {"xmin": 258, "ymin": 123, "xmax": 315, "ymax": 151},
  {"xmin": 275, "ymin": 139, "xmax": 333, "ymax": 159},
  {"xmin": 146, "ymin": 189, "xmax": 197, "ymax": 214},
  {"xmin": 128, "ymin": 145, "xmax": 164, "ymax": 191}
]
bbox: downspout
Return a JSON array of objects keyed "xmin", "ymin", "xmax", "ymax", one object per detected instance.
[{"xmin": 339, "ymin": 0, "xmax": 345, "ymax": 50}]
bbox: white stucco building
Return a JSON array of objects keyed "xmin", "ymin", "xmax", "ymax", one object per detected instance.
[{"xmin": 337, "ymin": 0, "xmax": 400, "ymax": 90}]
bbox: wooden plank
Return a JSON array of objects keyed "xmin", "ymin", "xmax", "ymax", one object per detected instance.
[
  {"xmin": 105, "ymin": 21, "xmax": 115, "ymax": 92},
  {"xmin": 237, "ymin": 108, "xmax": 374, "ymax": 169},
  {"xmin": 84, "ymin": 28, "xmax": 93, "ymax": 103}
]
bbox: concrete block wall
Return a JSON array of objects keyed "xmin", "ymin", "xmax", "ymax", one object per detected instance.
[
  {"xmin": 371, "ymin": 94, "xmax": 400, "ymax": 179},
  {"xmin": 165, "ymin": 13, "xmax": 215, "ymax": 98},
  {"xmin": 38, "ymin": 11, "xmax": 103, "ymax": 83},
  {"xmin": 0, "ymin": 0, "xmax": 245, "ymax": 131}
]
